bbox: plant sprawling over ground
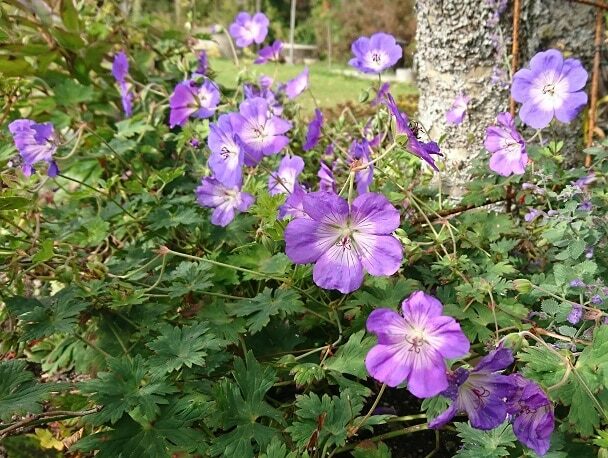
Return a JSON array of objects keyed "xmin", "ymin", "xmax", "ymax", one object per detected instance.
[{"xmin": 1, "ymin": 2, "xmax": 608, "ymax": 457}]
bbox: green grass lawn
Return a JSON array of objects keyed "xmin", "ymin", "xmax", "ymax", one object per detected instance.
[{"xmin": 211, "ymin": 58, "xmax": 417, "ymax": 113}]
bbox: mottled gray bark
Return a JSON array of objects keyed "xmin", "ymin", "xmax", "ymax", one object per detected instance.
[{"xmin": 415, "ymin": 0, "xmax": 595, "ymax": 198}]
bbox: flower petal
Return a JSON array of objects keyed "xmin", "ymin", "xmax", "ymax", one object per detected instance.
[
  {"xmin": 313, "ymin": 243, "xmax": 364, "ymax": 293},
  {"xmin": 365, "ymin": 343, "xmax": 411, "ymax": 387},
  {"xmin": 366, "ymin": 308, "xmax": 408, "ymax": 345},
  {"xmin": 351, "ymin": 192, "xmax": 400, "ymax": 234},
  {"xmin": 353, "ymin": 233, "xmax": 402, "ymax": 276}
]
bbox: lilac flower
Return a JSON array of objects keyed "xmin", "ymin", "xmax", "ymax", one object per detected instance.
[
  {"xmin": 324, "ymin": 143, "xmax": 335, "ymax": 159},
  {"xmin": 318, "ymin": 162, "xmax": 336, "ymax": 193},
  {"xmin": 371, "ymin": 82, "xmax": 391, "ymax": 106},
  {"xmin": 512, "ymin": 49, "xmax": 588, "ymax": 129},
  {"xmin": 506, "ymin": 375, "xmax": 554, "ymax": 456},
  {"xmin": 429, "ymin": 347, "xmax": 516, "ymax": 430},
  {"xmin": 573, "ymin": 172, "xmax": 595, "ymax": 189},
  {"xmin": 570, "ymin": 279, "xmax": 585, "ymax": 288},
  {"xmin": 231, "ymin": 97, "xmax": 292, "ymax": 166},
  {"xmin": 190, "ymin": 138, "xmax": 200, "ymax": 148},
  {"xmin": 169, "ymin": 80, "xmax": 220, "ymax": 128},
  {"xmin": 285, "ymin": 191, "xmax": 403, "ymax": 293},
  {"xmin": 365, "ymin": 291, "xmax": 470, "ymax": 397},
  {"xmin": 591, "ymin": 295, "xmax": 603, "ymax": 305},
  {"xmin": 348, "ymin": 140, "xmax": 374, "ymax": 194},
  {"xmin": 112, "ymin": 52, "xmax": 133, "ymax": 117},
  {"xmin": 8, "ymin": 119, "xmax": 59, "ymax": 177},
  {"xmin": 284, "ymin": 68, "xmax": 309, "ymax": 100},
  {"xmin": 585, "ymin": 247, "xmax": 594, "ymax": 259},
  {"xmin": 268, "ymin": 155, "xmax": 305, "ymax": 196},
  {"xmin": 255, "ymin": 40, "xmax": 283, "ymax": 64},
  {"xmin": 484, "ymin": 112, "xmax": 528, "ymax": 176},
  {"xmin": 112, "ymin": 51, "xmax": 129, "ymax": 83},
  {"xmin": 195, "ymin": 177, "xmax": 254, "ymax": 227},
  {"xmin": 279, "ymin": 185, "xmax": 307, "ymax": 220},
  {"xmin": 579, "ymin": 200, "xmax": 592, "ymax": 212},
  {"xmin": 194, "ymin": 51, "xmax": 208, "ymax": 76},
  {"xmin": 349, "ymin": 33, "xmax": 402, "ymax": 74},
  {"xmin": 385, "ymin": 93, "xmax": 442, "ymax": 170},
  {"xmin": 303, "ymin": 109, "xmax": 323, "ymax": 151},
  {"xmin": 524, "ymin": 208, "xmax": 542, "ymax": 222},
  {"xmin": 445, "ymin": 94, "xmax": 470, "ymax": 125},
  {"xmin": 567, "ymin": 304, "xmax": 582, "ymax": 324},
  {"xmin": 229, "ymin": 12, "xmax": 269, "ymax": 48},
  {"xmin": 207, "ymin": 114, "xmax": 244, "ymax": 187}
]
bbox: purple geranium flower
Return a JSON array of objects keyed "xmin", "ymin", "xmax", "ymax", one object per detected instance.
[
  {"xmin": 279, "ymin": 184, "xmax": 307, "ymax": 220},
  {"xmin": 207, "ymin": 114, "xmax": 244, "ymax": 187},
  {"xmin": 512, "ymin": 49, "xmax": 588, "ymax": 129},
  {"xmin": 429, "ymin": 347, "xmax": 516, "ymax": 430},
  {"xmin": 349, "ymin": 33, "xmax": 402, "ymax": 74},
  {"xmin": 195, "ymin": 177, "xmax": 254, "ymax": 227},
  {"xmin": 231, "ymin": 97, "xmax": 292, "ymax": 166},
  {"xmin": 573, "ymin": 172, "xmax": 595, "ymax": 189},
  {"xmin": 348, "ymin": 139, "xmax": 374, "ymax": 194},
  {"xmin": 445, "ymin": 94, "xmax": 470, "ymax": 125},
  {"xmin": 285, "ymin": 191, "xmax": 403, "ymax": 293},
  {"xmin": 506, "ymin": 375, "xmax": 554, "ymax": 456},
  {"xmin": 194, "ymin": 51, "xmax": 208, "ymax": 76},
  {"xmin": 365, "ymin": 291, "xmax": 470, "ymax": 397},
  {"xmin": 371, "ymin": 82, "xmax": 391, "ymax": 107},
  {"xmin": 229, "ymin": 12, "xmax": 269, "ymax": 48},
  {"xmin": 8, "ymin": 119, "xmax": 59, "ymax": 177},
  {"xmin": 284, "ymin": 67, "xmax": 309, "ymax": 100},
  {"xmin": 318, "ymin": 162, "xmax": 336, "ymax": 193},
  {"xmin": 485, "ymin": 112, "xmax": 528, "ymax": 176},
  {"xmin": 244, "ymin": 77, "xmax": 283, "ymax": 116},
  {"xmin": 255, "ymin": 40, "xmax": 283, "ymax": 64},
  {"xmin": 303, "ymin": 109, "xmax": 323, "ymax": 151},
  {"xmin": 169, "ymin": 80, "xmax": 220, "ymax": 128},
  {"xmin": 268, "ymin": 155, "xmax": 305, "ymax": 196},
  {"xmin": 385, "ymin": 93, "xmax": 442, "ymax": 170}
]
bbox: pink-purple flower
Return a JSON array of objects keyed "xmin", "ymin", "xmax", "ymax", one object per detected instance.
[
  {"xmin": 195, "ymin": 177, "xmax": 254, "ymax": 227},
  {"xmin": 169, "ymin": 80, "xmax": 220, "ymax": 128},
  {"xmin": 512, "ymin": 49, "xmax": 588, "ymax": 129},
  {"xmin": 365, "ymin": 291, "xmax": 470, "ymax": 397},
  {"xmin": 268, "ymin": 155, "xmax": 305, "ymax": 196},
  {"xmin": 194, "ymin": 50, "xmax": 208, "ymax": 76},
  {"xmin": 229, "ymin": 12, "xmax": 269, "ymax": 48},
  {"xmin": 348, "ymin": 139, "xmax": 374, "ymax": 194},
  {"xmin": 385, "ymin": 94, "xmax": 442, "ymax": 170},
  {"xmin": 506, "ymin": 375, "xmax": 554, "ymax": 456},
  {"xmin": 484, "ymin": 112, "xmax": 528, "ymax": 176},
  {"xmin": 429, "ymin": 347, "xmax": 516, "ymax": 430},
  {"xmin": 112, "ymin": 51, "xmax": 133, "ymax": 117},
  {"xmin": 255, "ymin": 40, "xmax": 283, "ymax": 64},
  {"xmin": 349, "ymin": 33, "xmax": 403, "ymax": 74},
  {"xmin": 445, "ymin": 94, "xmax": 470, "ymax": 125},
  {"xmin": 303, "ymin": 109, "xmax": 323, "ymax": 151},
  {"xmin": 285, "ymin": 191, "xmax": 403, "ymax": 293},
  {"xmin": 279, "ymin": 185, "xmax": 307, "ymax": 220},
  {"xmin": 284, "ymin": 68, "xmax": 309, "ymax": 100},
  {"xmin": 231, "ymin": 97, "xmax": 292, "ymax": 166},
  {"xmin": 207, "ymin": 114, "xmax": 243, "ymax": 187},
  {"xmin": 318, "ymin": 162, "xmax": 336, "ymax": 193},
  {"xmin": 8, "ymin": 119, "xmax": 59, "ymax": 177}
]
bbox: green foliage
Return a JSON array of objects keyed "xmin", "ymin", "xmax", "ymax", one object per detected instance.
[
  {"xmin": 146, "ymin": 322, "xmax": 225, "ymax": 376},
  {"xmin": 455, "ymin": 422, "xmax": 517, "ymax": 458},
  {"xmin": 0, "ymin": 360, "xmax": 63, "ymax": 421}
]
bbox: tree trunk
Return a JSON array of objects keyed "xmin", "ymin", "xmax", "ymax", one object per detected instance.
[{"xmin": 415, "ymin": 0, "xmax": 596, "ymax": 198}]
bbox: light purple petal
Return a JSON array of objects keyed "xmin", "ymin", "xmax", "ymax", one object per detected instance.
[
  {"xmin": 366, "ymin": 308, "xmax": 408, "ymax": 344},
  {"xmin": 313, "ymin": 243, "xmax": 364, "ymax": 293},
  {"xmin": 354, "ymin": 233, "xmax": 402, "ymax": 276}
]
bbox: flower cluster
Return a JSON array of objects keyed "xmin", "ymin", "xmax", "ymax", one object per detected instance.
[
  {"xmin": 8, "ymin": 120, "xmax": 59, "ymax": 177},
  {"xmin": 366, "ymin": 292, "xmax": 555, "ymax": 456},
  {"xmin": 483, "ymin": 48, "xmax": 588, "ymax": 177}
]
